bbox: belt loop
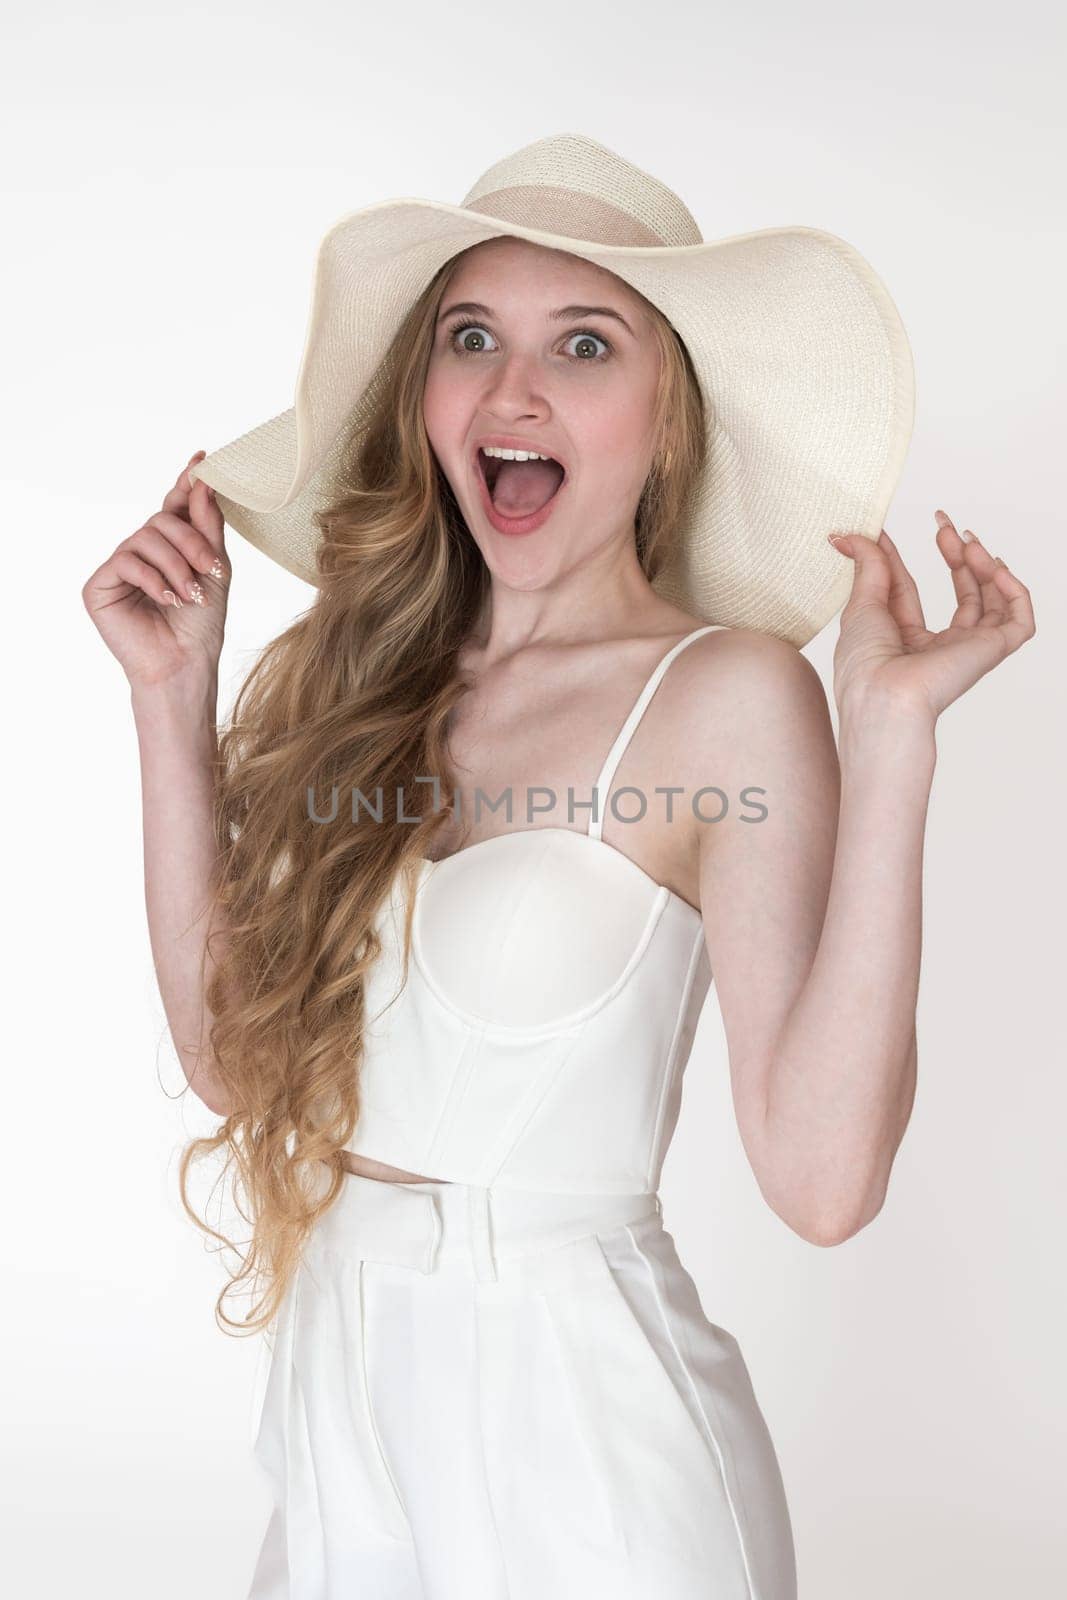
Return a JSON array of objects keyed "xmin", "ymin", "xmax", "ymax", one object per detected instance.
[
  {"xmin": 421, "ymin": 1191, "xmax": 444, "ymax": 1274},
  {"xmin": 467, "ymin": 1186, "xmax": 498, "ymax": 1283}
]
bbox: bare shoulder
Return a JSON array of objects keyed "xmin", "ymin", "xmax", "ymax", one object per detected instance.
[
  {"xmin": 664, "ymin": 627, "xmax": 839, "ymax": 853},
  {"xmin": 668, "ymin": 625, "xmax": 832, "ymax": 749}
]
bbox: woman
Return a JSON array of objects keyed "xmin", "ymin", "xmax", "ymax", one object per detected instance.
[{"xmin": 82, "ymin": 136, "xmax": 1034, "ymax": 1599}]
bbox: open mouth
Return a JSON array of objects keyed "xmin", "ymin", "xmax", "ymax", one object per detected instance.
[{"xmin": 477, "ymin": 450, "xmax": 567, "ymax": 518}]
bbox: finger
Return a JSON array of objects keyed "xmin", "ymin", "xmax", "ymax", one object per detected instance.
[
  {"xmin": 141, "ymin": 505, "xmax": 227, "ymax": 588},
  {"xmin": 110, "ymin": 548, "xmax": 187, "ymax": 611},
  {"xmin": 933, "ymin": 516, "xmax": 984, "ymax": 627},
  {"xmin": 145, "ymin": 506, "xmax": 229, "ymax": 585},
  {"xmin": 948, "ymin": 565, "xmax": 984, "ymax": 628},
  {"xmin": 876, "ymin": 529, "xmax": 927, "ymax": 634},
  {"xmin": 161, "ymin": 452, "xmax": 224, "ymax": 550},
  {"xmin": 988, "ymin": 557, "xmax": 1037, "ymax": 648},
  {"xmin": 832, "ymin": 530, "xmax": 892, "ymax": 613},
  {"xmin": 959, "ymin": 534, "xmax": 1010, "ymax": 628},
  {"xmin": 124, "ymin": 523, "xmax": 212, "ymax": 606},
  {"xmin": 938, "ymin": 512, "xmax": 1003, "ymax": 616},
  {"xmin": 162, "ymin": 450, "xmax": 207, "ymax": 514},
  {"xmin": 185, "ymin": 471, "xmax": 228, "ymax": 559}
]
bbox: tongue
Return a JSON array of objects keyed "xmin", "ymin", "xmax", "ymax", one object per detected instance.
[{"xmin": 490, "ymin": 457, "xmax": 564, "ymax": 516}]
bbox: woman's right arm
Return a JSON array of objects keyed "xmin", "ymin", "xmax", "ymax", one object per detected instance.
[
  {"xmin": 131, "ymin": 671, "xmax": 233, "ymax": 1115},
  {"xmin": 83, "ymin": 451, "xmax": 234, "ymax": 1115}
]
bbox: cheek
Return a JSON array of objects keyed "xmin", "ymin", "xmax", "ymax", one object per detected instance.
[
  {"xmin": 574, "ymin": 368, "xmax": 659, "ymax": 460},
  {"xmin": 423, "ymin": 367, "xmax": 476, "ymax": 458},
  {"xmin": 422, "ymin": 382, "xmax": 472, "ymax": 502},
  {"xmin": 580, "ymin": 410, "xmax": 655, "ymax": 496},
  {"xmin": 421, "ymin": 368, "xmax": 448, "ymax": 440}
]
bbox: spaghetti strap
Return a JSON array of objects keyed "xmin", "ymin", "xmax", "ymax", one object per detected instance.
[{"xmin": 588, "ymin": 624, "xmax": 724, "ymax": 841}]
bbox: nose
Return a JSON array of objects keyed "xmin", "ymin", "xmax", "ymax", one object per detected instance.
[{"xmin": 478, "ymin": 350, "xmax": 550, "ymax": 418}]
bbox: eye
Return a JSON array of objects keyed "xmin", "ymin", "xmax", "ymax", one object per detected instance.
[
  {"xmin": 448, "ymin": 321, "xmax": 497, "ymax": 355},
  {"xmin": 445, "ymin": 320, "xmax": 613, "ymax": 363},
  {"xmin": 563, "ymin": 331, "xmax": 612, "ymax": 361}
]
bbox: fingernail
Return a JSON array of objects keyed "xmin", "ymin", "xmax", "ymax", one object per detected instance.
[
  {"xmin": 958, "ymin": 528, "xmax": 976, "ymax": 544},
  {"xmin": 827, "ymin": 533, "xmax": 848, "ymax": 550},
  {"xmin": 208, "ymin": 557, "xmax": 224, "ymax": 581},
  {"xmin": 934, "ymin": 510, "xmax": 951, "ymax": 528},
  {"xmin": 187, "ymin": 581, "xmax": 205, "ymax": 606},
  {"xmin": 162, "ymin": 590, "xmax": 183, "ymax": 608}
]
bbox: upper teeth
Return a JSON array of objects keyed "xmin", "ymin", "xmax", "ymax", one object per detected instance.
[{"xmin": 480, "ymin": 446, "xmax": 553, "ymax": 462}]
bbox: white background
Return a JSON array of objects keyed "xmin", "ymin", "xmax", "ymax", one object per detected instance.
[{"xmin": 3, "ymin": 0, "xmax": 1065, "ymax": 1594}]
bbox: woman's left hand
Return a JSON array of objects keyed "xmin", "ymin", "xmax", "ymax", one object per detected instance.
[{"xmin": 827, "ymin": 511, "xmax": 1036, "ymax": 723}]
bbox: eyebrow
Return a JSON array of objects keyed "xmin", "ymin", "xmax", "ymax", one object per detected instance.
[{"xmin": 436, "ymin": 301, "xmax": 637, "ymax": 338}]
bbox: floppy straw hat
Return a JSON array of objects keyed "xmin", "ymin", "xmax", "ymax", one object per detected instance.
[{"xmin": 189, "ymin": 132, "xmax": 915, "ymax": 648}]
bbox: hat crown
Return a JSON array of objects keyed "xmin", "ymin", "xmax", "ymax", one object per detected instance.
[{"xmin": 460, "ymin": 133, "xmax": 704, "ymax": 250}]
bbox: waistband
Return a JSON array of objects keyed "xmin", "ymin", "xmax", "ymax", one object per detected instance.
[{"xmin": 310, "ymin": 1172, "xmax": 663, "ymax": 1286}]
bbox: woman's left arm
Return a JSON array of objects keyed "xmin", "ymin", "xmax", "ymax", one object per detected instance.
[
  {"xmin": 701, "ymin": 512, "xmax": 1035, "ymax": 1246},
  {"xmin": 772, "ymin": 685, "xmax": 938, "ymax": 1240}
]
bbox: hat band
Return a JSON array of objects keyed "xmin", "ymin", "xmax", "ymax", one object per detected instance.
[{"xmin": 464, "ymin": 184, "xmax": 667, "ymax": 247}]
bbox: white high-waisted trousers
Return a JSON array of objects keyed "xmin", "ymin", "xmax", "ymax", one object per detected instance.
[{"xmin": 245, "ymin": 1172, "xmax": 797, "ymax": 1599}]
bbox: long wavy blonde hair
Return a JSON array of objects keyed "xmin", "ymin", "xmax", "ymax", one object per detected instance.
[{"xmin": 178, "ymin": 241, "xmax": 708, "ymax": 1336}]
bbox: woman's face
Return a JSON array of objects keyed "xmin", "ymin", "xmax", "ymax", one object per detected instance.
[{"xmin": 423, "ymin": 236, "xmax": 662, "ymax": 593}]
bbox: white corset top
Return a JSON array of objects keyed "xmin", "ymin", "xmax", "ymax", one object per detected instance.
[{"xmin": 343, "ymin": 624, "xmax": 723, "ymax": 1194}]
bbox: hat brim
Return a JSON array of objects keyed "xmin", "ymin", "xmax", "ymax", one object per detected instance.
[{"xmin": 191, "ymin": 198, "xmax": 915, "ymax": 647}]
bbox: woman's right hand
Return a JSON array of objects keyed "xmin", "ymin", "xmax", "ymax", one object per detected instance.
[{"xmin": 82, "ymin": 450, "xmax": 230, "ymax": 690}]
